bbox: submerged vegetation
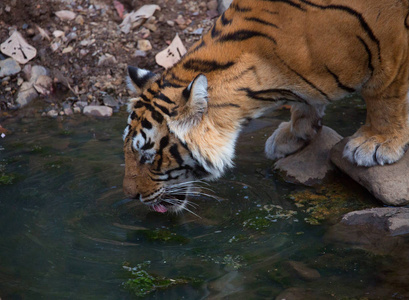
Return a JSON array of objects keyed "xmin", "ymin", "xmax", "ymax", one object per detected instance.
[
  {"xmin": 122, "ymin": 261, "xmax": 201, "ymax": 297},
  {"xmin": 289, "ymin": 182, "xmax": 371, "ymax": 225},
  {"xmin": 0, "ymin": 163, "xmax": 16, "ymax": 185}
]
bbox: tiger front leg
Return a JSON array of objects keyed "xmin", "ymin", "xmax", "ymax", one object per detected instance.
[
  {"xmin": 265, "ymin": 103, "xmax": 325, "ymax": 160},
  {"xmin": 343, "ymin": 93, "xmax": 409, "ymax": 166}
]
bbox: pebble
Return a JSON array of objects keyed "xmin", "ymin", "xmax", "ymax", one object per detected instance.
[
  {"xmin": 64, "ymin": 107, "xmax": 74, "ymax": 116},
  {"xmin": 16, "ymin": 82, "xmax": 38, "ymax": 106},
  {"xmin": 53, "ymin": 30, "xmax": 65, "ymax": 38},
  {"xmin": 47, "ymin": 109, "xmax": 59, "ymax": 118},
  {"xmin": 97, "ymin": 54, "xmax": 117, "ymax": 66},
  {"xmin": 75, "ymin": 15, "xmax": 85, "ymax": 25},
  {"xmin": 132, "ymin": 50, "xmax": 147, "ymax": 57},
  {"xmin": 207, "ymin": 0, "xmax": 218, "ymax": 11},
  {"xmin": 73, "ymin": 107, "xmax": 81, "ymax": 114},
  {"xmin": 55, "ymin": 10, "xmax": 77, "ymax": 21},
  {"xmin": 83, "ymin": 105, "xmax": 113, "ymax": 117},
  {"xmin": 62, "ymin": 46, "xmax": 73, "ymax": 54},
  {"xmin": 137, "ymin": 40, "xmax": 152, "ymax": 51},
  {"xmin": 102, "ymin": 94, "xmax": 119, "ymax": 108},
  {"xmin": 167, "ymin": 20, "xmax": 175, "ymax": 27},
  {"xmin": 33, "ymin": 75, "xmax": 53, "ymax": 95},
  {"xmin": 0, "ymin": 58, "xmax": 21, "ymax": 78}
]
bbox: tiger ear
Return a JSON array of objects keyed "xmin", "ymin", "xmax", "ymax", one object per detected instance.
[
  {"xmin": 127, "ymin": 66, "xmax": 156, "ymax": 95},
  {"xmin": 168, "ymin": 74, "xmax": 208, "ymax": 136}
]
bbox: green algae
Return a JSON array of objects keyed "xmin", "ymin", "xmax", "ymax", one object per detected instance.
[
  {"xmin": 0, "ymin": 163, "xmax": 16, "ymax": 185},
  {"xmin": 141, "ymin": 229, "xmax": 189, "ymax": 244},
  {"xmin": 122, "ymin": 261, "xmax": 200, "ymax": 297},
  {"xmin": 289, "ymin": 182, "xmax": 372, "ymax": 225}
]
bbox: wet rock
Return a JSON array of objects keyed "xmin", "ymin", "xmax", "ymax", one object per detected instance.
[
  {"xmin": 33, "ymin": 75, "xmax": 53, "ymax": 95},
  {"xmin": 274, "ymin": 126, "xmax": 342, "ymax": 186},
  {"xmin": 330, "ymin": 138, "xmax": 409, "ymax": 206},
  {"xmin": 207, "ymin": 270, "xmax": 246, "ymax": 298},
  {"xmin": 0, "ymin": 58, "xmax": 21, "ymax": 78},
  {"xmin": 30, "ymin": 65, "xmax": 49, "ymax": 83},
  {"xmin": 284, "ymin": 261, "xmax": 321, "ymax": 281},
  {"xmin": 325, "ymin": 207, "xmax": 409, "ymax": 256},
  {"xmin": 83, "ymin": 105, "xmax": 113, "ymax": 117},
  {"xmin": 16, "ymin": 81, "xmax": 38, "ymax": 106},
  {"xmin": 218, "ymin": 0, "xmax": 233, "ymax": 14},
  {"xmin": 64, "ymin": 107, "xmax": 74, "ymax": 116}
]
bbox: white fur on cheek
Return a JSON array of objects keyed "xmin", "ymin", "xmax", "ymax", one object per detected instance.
[{"xmin": 123, "ymin": 125, "xmax": 130, "ymax": 141}]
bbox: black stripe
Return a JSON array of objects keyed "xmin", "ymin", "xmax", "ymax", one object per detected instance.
[
  {"xmin": 159, "ymin": 79, "xmax": 183, "ymax": 89},
  {"xmin": 211, "ymin": 25, "xmax": 221, "ymax": 38},
  {"xmin": 140, "ymin": 130, "xmax": 146, "ymax": 140},
  {"xmin": 262, "ymin": 0, "xmax": 306, "ymax": 11},
  {"xmin": 245, "ymin": 17, "xmax": 279, "ymax": 28},
  {"xmin": 165, "ymin": 72, "xmax": 191, "ymax": 85},
  {"xmin": 299, "ymin": 0, "xmax": 380, "ymax": 61},
  {"xmin": 262, "ymin": 8, "xmax": 279, "ymax": 15},
  {"xmin": 239, "ymin": 87, "xmax": 306, "ymax": 103},
  {"xmin": 154, "ymin": 102, "xmax": 172, "ymax": 116},
  {"xmin": 221, "ymin": 12, "xmax": 232, "ymax": 25},
  {"xmin": 208, "ymin": 103, "xmax": 241, "ymax": 108},
  {"xmin": 183, "ymin": 59, "xmax": 235, "ymax": 72},
  {"xmin": 140, "ymin": 93, "xmax": 150, "ymax": 102},
  {"xmin": 325, "ymin": 67, "xmax": 355, "ymax": 93},
  {"xmin": 130, "ymin": 111, "xmax": 137, "ymax": 119},
  {"xmin": 230, "ymin": 2, "xmax": 252, "ymax": 12},
  {"xmin": 141, "ymin": 140, "xmax": 154, "ymax": 150},
  {"xmin": 276, "ymin": 54, "xmax": 331, "ymax": 101},
  {"xmin": 146, "ymin": 88, "xmax": 156, "ymax": 95},
  {"xmin": 151, "ymin": 110, "xmax": 164, "ymax": 124},
  {"xmin": 217, "ymin": 30, "xmax": 277, "ymax": 44},
  {"xmin": 356, "ymin": 36, "xmax": 374, "ymax": 75},
  {"xmin": 133, "ymin": 101, "xmax": 164, "ymax": 124},
  {"xmin": 127, "ymin": 66, "xmax": 155, "ymax": 89},
  {"xmin": 169, "ymin": 144, "xmax": 184, "ymax": 166},
  {"xmin": 156, "ymin": 93, "xmax": 175, "ymax": 104},
  {"xmin": 191, "ymin": 39, "xmax": 206, "ymax": 53},
  {"xmin": 141, "ymin": 118, "xmax": 152, "ymax": 129}
]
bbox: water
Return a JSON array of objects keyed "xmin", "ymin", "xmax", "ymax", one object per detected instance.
[{"xmin": 0, "ymin": 98, "xmax": 408, "ymax": 299}]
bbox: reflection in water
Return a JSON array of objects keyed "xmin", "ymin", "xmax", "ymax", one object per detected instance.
[{"xmin": 0, "ymin": 100, "xmax": 408, "ymax": 299}]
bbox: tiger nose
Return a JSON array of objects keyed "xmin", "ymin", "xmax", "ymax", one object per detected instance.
[{"xmin": 123, "ymin": 176, "xmax": 139, "ymax": 199}]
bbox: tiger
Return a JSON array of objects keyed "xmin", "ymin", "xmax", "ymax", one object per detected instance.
[{"xmin": 123, "ymin": 0, "xmax": 409, "ymax": 213}]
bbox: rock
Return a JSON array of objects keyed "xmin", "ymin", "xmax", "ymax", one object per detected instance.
[
  {"xmin": 167, "ymin": 20, "xmax": 175, "ymax": 27},
  {"xmin": 102, "ymin": 94, "xmax": 119, "ymax": 108},
  {"xmin": 341, "ymin": 207, "xmax": 409, "ymax": 236},
  {"xmin": 1, "ymin": 31, "xmax": 37, "ymax": 64},
  {"xmin": 325, "ymin": 207, "xmax": 409, "ymax": 257},
  {"xmin": 207, "ymin": 0, "xmax": 218, "ymax": 11},
  {"xmin": 75, "ymin": 15, "xmax": 84, "ymax": 25},
  {"xmin": 137, "ymin": 39, "xmax": 152, "ymax": 51},
  {"xmin": 274, "ymin": 126, "xmax": 342, "ymax": 186},
  {"xmin": 83, "ymin": 105, "xmax": 113, "ymax": 117},
  {"xmin": 33, "ymin": 75, "xmax": 53, "ymax": 95},
  {"xmin": 284, "ymin": 261, "xmax": 321, "ymax": 281},
  {"xmin": 97, "ymin": 54, "xmax": 117, "ymax": 67},
  {"xmin": 132, "ymin": 50, "xmax": 147, "ymax": 57},
  {"xmin": 330, "ymin": 138, "xmax": 409, "ymax": 206},
  {"xmin": 63, "ymin": 107, "xmax": 74, "ymax": 116},
  {"xmin": 218, "ymin": 0, "xmax": 233, "ymax": 14},
  {"xmin": 47, "ymin": 109, "xmax": 58, "ymax": 118},
  {"xmin": 55, "ymin": 10, "xmax": 77, "ymax": 21},
  {"xmin": 53, "ymin": 30, "xmax": 65, "ymax": 38},
  {"xmin": 30, "ymin": 65, "xmax": 49, "ymax": 83},
  {"xmin": 16, "ymin": 81, "xmax": 38, "ymax": 106},
  {"xmin": 0, "ymin": 58, "xmax": 21, "ymax": 78},
  {"xmin": 73, "ymin": 107, "xmax": 81, "ymax": 114}
]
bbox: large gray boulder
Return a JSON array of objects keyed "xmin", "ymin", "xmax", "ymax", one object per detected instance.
[
  {"xmin": 274, "ymin": 126, "xmax": 342, "ymax": 186},
  {"xmin": 331, "ymin": 138, "xmax": 409, "ymax": 206}
]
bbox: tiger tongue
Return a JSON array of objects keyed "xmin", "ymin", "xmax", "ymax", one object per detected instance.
[{"xmin": 153, "ymin": 203, "xmax": 168, "ymax": 213}]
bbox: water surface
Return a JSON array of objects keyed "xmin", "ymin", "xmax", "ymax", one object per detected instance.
[{"xmin": 1, "ymin": 97, "xmax": 408, "ymax": 299}]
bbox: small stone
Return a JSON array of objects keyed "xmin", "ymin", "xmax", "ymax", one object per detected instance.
[
  {"xmin": 75, "ymin": 15, "xmax": 84, "ymax": 25},
  {"xmin": 97, "ymin": 54, "xmax": 117, "ymax": 66},
  {"xmin": 137, "ymin": 39, "xmax": 152, "ymax": 51},
  {"xmin": 191, "ymin": 28, "xmax": 204, "ymax": 35},
  {"xmin": 132, "ymin": 50, "xmax": 147, "ymax": 57},
  {"xmin": 55, "ymin": 10, "xmax": 77, "ymax": 21},
  {"xmin": 17, "ymin": 77, "xmax": 24, "ymax": 86},
  {"xmin": 62, "ymin": 46, "xmax": 73, "ymax": 54},
  {"xmin": 167, "ymin": 20, "xmax": 175, "ymax": 27},
  {"xmin": 34, "ymin": 75, "xmax": 53, "ymax": 95},
  {"xmin": 144, "ymin": 23, "xmax": 157, "ymax": 32},
  {"xmin": 207, "ymin": 0, "xmax": 218, "ymax": 11},
  {"xmin": 0, "ymin": 58, "xmax": 21, "ymax": 78},
  {"xmin": 83, "ymin": 105, "xmax": 113, "ymax": 117},
  {"xmin": 102, "ymin": 94, "xmax": 119, "ymax": 108},
  {"xmin": 51, "ymin": 42, "xmax": 60, "ymax": 52},
  {"xmin": 30, "ymin": 66, "xmax": 49, "ymax": 83},
  {"xmin": 53, "ymin": 30, "xmax": 65, "ymax": 38},
  {"xmin": 64, "ymin": 107, "xmax": 74, "ymax": 116},
  {"xmin": 80, "ymin": 49, "xmax": 89, "ymax": 56},
  {"xmin": 16, "ymin": 82, "xmax": 38, "ymax": 106},
  {"xmin": 175, "ymin": 15, "xmax": 186, "ymax": 26},
  {"xmin": 73, "ymin": 107, "xmax": 81, "ymax": 114},
  {"xmin": 47, "ymin": 109, "xmax": 58, "ymax": 118}
]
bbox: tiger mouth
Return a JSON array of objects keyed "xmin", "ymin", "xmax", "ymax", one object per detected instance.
[{"xmin": 150, "ymin": 194, "xmax": 187, "ymax": 213}]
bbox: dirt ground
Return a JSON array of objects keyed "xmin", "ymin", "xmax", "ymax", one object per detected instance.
[{"xmin": 0, "ymin": 0, "xmax": 216, "ymax": 117}]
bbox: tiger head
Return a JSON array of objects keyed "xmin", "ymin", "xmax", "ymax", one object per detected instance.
[{"xmin": 122, "ymin": 66, "xmax": 224, "ymax": 213}]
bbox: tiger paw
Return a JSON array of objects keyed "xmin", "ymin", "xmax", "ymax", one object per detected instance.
[
  {"xmin": 343, "ymin": 133, "xmax": 407, "ymax": 167},
  {"xmin": 265, "ymin": 122, "xmax": 309, "ymax": 160}
]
